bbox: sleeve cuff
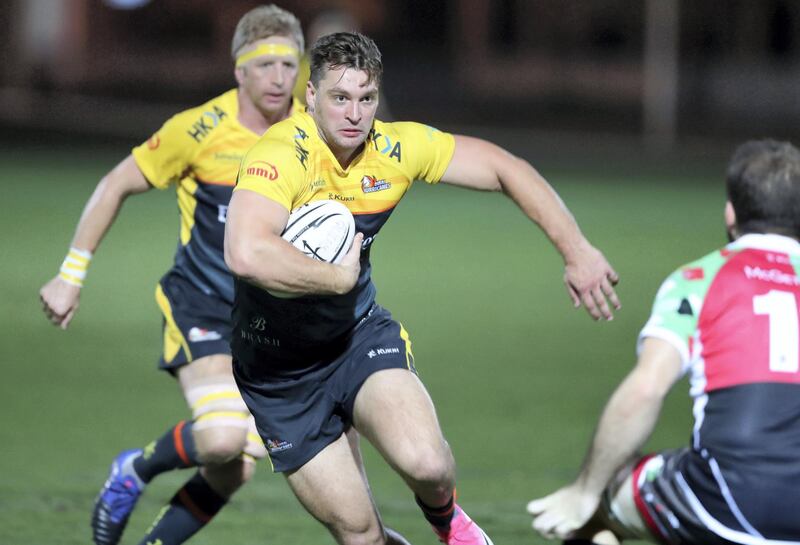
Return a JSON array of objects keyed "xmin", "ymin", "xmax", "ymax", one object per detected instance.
[{"xmin": 637, "ymin": 326, "xmax": 691, "ymax": 374}]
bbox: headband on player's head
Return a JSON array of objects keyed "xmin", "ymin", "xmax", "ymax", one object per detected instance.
[{"xmin": 235, "ymin": 43, "xmax": 300, "ymax": 67}]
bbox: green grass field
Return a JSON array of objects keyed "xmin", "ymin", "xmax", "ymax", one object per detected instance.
[{"xmin": 0, "ymin": 138, "xmax": 725, "ymax": 544}]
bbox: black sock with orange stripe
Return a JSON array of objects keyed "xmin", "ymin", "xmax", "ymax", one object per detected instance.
[
  {"xmin": 136, "ymin": 471, "xmax": 225, "ymax": 545},
  {"xmin": 133, "ymin": 420, "xmax": 199, "ymax": 483},
  {"xmin": 416, "ymin": 492, "xmax": 456, "ymax": 530}
]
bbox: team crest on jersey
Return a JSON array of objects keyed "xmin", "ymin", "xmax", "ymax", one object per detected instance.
[
  {"xmin": 265, "ymin": 438, "xmax": 293, "ymax": 453},
  {"xmin": 245, "ymin": 161, "xmax": 279, "ymax": 181},
  {"xmin": 361, "ymin": 175, "xmax": 391, "ymax": 193}
]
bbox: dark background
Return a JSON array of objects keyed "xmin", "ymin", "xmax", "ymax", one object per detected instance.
[{"xmin": 2, "ymin": 0, "xmax": 800, "ymax": 149}]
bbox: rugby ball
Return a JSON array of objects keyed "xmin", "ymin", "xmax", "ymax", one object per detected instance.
[{"xmin": 282, "ymin": 200, "xmax": 355, "ymax": 264}]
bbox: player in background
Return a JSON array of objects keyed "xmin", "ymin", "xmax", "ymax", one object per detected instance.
[
  {"xmin": 225, "ymin": 32, "xmax": 620, "ymax": 545},
  {"xmin": 528, "ymin": 139, "xmax": 800, "ymax": 545},
  {"xmin": 39, "ymin": 6, "xmax": 306, "ymax": 545}
]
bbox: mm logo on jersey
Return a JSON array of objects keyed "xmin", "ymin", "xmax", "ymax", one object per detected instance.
[
  {"xmin": 361, "ymin": 175, "xmax": 391, "ymax": 193},
  {"xmin": 187, "ymin": 106, "xmax": 228, "ymax": 143},
  {"xmin": 245, "ymin": 161, "xmax": 279, "ymax": 181},
  {"xmin": 369, "ymin": 129, "xmax": 402, "ymax": 162}
]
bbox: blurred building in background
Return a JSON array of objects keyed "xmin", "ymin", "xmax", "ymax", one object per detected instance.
[{"xmin": 1, "ymin": 0, "xmax": 799, "ymax": 150}]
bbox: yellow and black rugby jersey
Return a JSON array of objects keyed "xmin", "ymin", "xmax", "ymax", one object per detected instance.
[
  {"xmin": 231, "ymin": 110, "xmax": 455, "ymax": 368},
  {"xmin": 132, "ymin": 89, "xmax": 300, "ymax": 304}
]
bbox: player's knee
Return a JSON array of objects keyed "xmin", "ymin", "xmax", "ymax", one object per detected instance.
[
  {"xmin": 201, "ymin": 455, "xmax": 256, "ymax": 498},
  {"xmin": 402, "ymin": 445, "xmax": 455, "ymax": 490},
  {"xmin": 329, "ymin": 517, "xmax": 385, "ymax": 545},
  {"xmin": 195, "ymin": 426, "xmax": 248, "ymax": 465},
  {"xmin": 183, "ymin": 372, "xmax": 256, "ymax": 464}
]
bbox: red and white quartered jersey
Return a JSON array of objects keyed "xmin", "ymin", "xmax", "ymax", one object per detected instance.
[{"xmin": 640, "ymin": 233, "xmax": 800, "ymax": 543}]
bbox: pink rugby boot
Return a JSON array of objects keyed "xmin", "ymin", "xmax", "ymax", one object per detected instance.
[{"xmin": 432, "ymin": 505, "xmax": 494, "ymax": 545}]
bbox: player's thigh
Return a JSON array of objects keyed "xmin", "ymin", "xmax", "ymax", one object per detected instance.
[
  {"xmin": 601, "ymin": 468, "xmax": 652, "ymax": 541},
  {"xmin": 286, "ymin": 432, "xmax": 384, "ymax": 544},
  {"xmin": 605, "ymin": 450, "xmax": 733, "ymax": 545},
  {"xmin": 352, "ymin": 368, "xmax": 453, "ymax": 482},
  {"xmin": 178, "ymin": 354, "xmax": 266, "ymax": 461},
  {"xmin": 600, "ymin": 453, "xmax": 693, "ymax": 544}
]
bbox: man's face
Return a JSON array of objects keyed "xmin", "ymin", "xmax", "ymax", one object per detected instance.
[
  {"xmin": 235, "ymin": 36, "xmax": 299, "ymax": 118},
  {"xmin": 307, "ymin": 66, "xmax": 379, "ymax": 161}
]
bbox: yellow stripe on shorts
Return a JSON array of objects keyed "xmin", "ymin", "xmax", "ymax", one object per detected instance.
[
  {"xmin": 155, "ymin": 284, "xmax": 192, "ymax": 363},
  {"xmin": 399, "ymin": 323, "xmax": 414, "ymax": 369}
]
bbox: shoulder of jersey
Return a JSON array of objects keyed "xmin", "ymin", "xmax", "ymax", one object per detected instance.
[
  {"xmin": 367, "ymin": 118, "xmax": 426, "ymax": 167},
  {"xmin": 371, "ymin": 118, "xmax": 405, "ymax": 141},
  {"xmin": 256, "ymin": 109, "xmax": 310, "ymax": 143},
  {"xmin": 671, "ymin": 245, "xmax": 737, "ymax": 282},
  {"xmin": 167, "ymin": 89, "xmax": 238, "ymax": 142}
]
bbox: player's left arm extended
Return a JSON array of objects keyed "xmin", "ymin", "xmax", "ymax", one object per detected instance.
[
  {"xmin": 527, "ymin": 337, "xmax": 683, "ymax": 539},
  {"xmin": 440, "ymin": 135, "xmax": 620, "ymax": 320}
]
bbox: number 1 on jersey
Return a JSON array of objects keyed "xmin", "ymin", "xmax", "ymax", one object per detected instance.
[{"xmin": 753, "ymin": 290, "xmax": 800, "ymax": 373}]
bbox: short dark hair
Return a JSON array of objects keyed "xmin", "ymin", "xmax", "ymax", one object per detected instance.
[
  {"xmin": 309, "ymin": 32, "xmax": 382, "ymax": 87},
  {"xmin": 727, "ymin": 139, "xmax": 800, "ymax": 238}
]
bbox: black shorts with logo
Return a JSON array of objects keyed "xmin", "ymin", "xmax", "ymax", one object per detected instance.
[
  {"xmin": 631, "ymin": 449, "xmax": 743, "ymax": 545},
  {"xmin": 233, "ymin": 304, "xmax": 415, "ymax": 472},
  {"xmin": 155, "ymin": 272, "xmax": 233, "ymax": 372}
]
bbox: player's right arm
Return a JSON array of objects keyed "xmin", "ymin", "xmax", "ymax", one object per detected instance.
[
  {"xmin": 442, "ymin": 135, "xmax": 620, "ymax": 321},
  {"xmin": 527, "ymin": 336, "xmax": 683, "ymax": 540},
  {"xmin": 224, "ymin": 190, "xmax": 362, "ymax": 295},
  {"xmin": 39, "ymin": 155, "xmax": 151, "ymax": 329},
  {"xmin": 225, "ymin": 131, "xmax": 361, "ymax": 296}
]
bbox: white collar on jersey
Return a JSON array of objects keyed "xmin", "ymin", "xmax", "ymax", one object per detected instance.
[{"xmin": 729, "ymin": 233, "xmax": 800, "ymax": 255}]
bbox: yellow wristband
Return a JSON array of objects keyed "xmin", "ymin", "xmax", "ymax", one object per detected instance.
[{"xmin": 59, "ymin": 247, "xmax": 92, "ymax": 287}]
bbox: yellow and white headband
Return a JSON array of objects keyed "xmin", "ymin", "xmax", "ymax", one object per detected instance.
[{"xmin": 235, "ymin": 44, "xmax": 300, "ymax": 67}]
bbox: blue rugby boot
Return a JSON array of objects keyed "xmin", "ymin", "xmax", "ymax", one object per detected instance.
[{"xmin": 91, "ymin": 449, "xmax": 145, "ymax": 545}]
